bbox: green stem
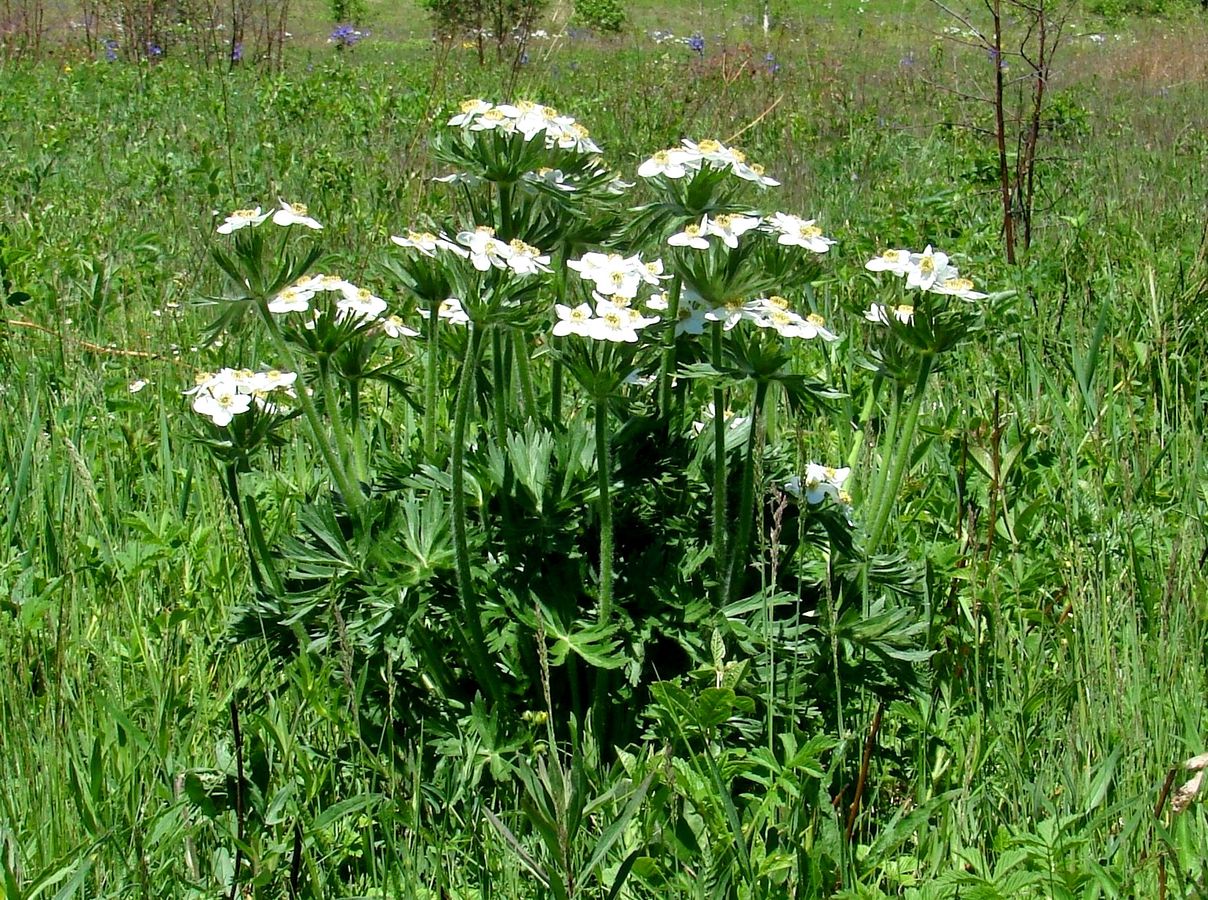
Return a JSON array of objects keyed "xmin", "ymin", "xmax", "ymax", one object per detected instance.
[
  {"xmin": 594, "ymin": 398, "xmax": 614, "ymax": 626},
  {"xmin": 256, "ymin": 308, "xmax": 363, "ymax": 515},
  {"xmin": 424, "ymin": 302, "xmax": 441, "ymax": 460},
  {"xmin": 863, "ymin": 378, "xmax": 903, "ymax": 537},
  {"xmin": 710, "ymin": 323, "xmax": 728, "ymax": 604},
  {"xmin": 724, "ymin": 380, "xmax": 770, "ymax": 605},
  {"xmin": 491, "ymin": 327, "xmax": 508, "ymax": 447},
  {"xmin": 591, "ymin": 396, "xmax": 615, "ymax": 742},
  {"xmin": 513, "ymin": 330, "xmax": 536, "ymax": 422},
  {"xmin": 657, "ymin": 275, "xmax": 683, "ymax": 414},
  {"xmin": 550, "ymin": 357, "xmax": 563, "ymax": 427},
  {"xmin": 451, "ymin": 327, "xmax": 505, "ymax": 704},
  {"xmin": 318, "ymin": 360, "xmax": 362, "ymax": 488},
  {"xmin": 865, "ymin": 354, "xmax": 934, "ymax": 557}
]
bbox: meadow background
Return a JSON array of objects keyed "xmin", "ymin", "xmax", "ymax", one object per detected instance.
[{"xmin": 1, "ymin": 0, "xmax": 1208, "ymax": 895}]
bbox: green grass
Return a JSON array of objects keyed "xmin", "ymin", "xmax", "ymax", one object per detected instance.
[{"xmin": 2, "ymin": 2, "xmax": 1208, "ymax": 896}]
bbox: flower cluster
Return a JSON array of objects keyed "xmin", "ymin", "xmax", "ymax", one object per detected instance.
[
  {"xmin": 567, "ymin": 251, "xmax": 666, "ymax": 300},
  {"xmin": 865, "ymin": 245, "xmax": 988, "ymax": 303},
  {"xmin": 186, "ymin": 367, "xmax": 298, "ymax": 426},
  {"xmin": 637, "ymin": 138, "xmax": 780, "ymax": 187},
  {"xmin": 448, "ymin": 100, "xmax": 601, "ymax": 153},
  {"xmin": 785, "ymin": 464, "xmax": 852, "ymax": 505},
  {"xmin": 553, "ymin": 295, "xmax": 661, "ymax": 344},
  {"xmin": 216, "ymin": 200, "xmax": 322, "ymax": 235},
  {"xmin": 688, "ymin": 294, "xmax": 838, "ymax": 341},
  {"xmin": 667, "ymin": 212, "xmax": 836, "ymax": 254},
  {"xmin": 267, "ymin": 274, "xmax": 419, "ymax": 337},
  {"xmin": 454, "ymin": 227, "xmax": 551, "ymax": 275}
]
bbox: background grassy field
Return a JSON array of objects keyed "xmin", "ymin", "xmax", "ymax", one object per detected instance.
[{"xmin": 2, "ymin": 0, "xmax": 1208, "ymax": 895}]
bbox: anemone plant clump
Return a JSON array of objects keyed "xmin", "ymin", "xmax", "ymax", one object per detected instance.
[{"xmin": 189, "ymin": 98, "xmax": 999, "ymax": 773}]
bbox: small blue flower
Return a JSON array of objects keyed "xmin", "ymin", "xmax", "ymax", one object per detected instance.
[
  {"xmin": 230, "ymin": 40, "xmax": 243, "ymax": 62},
  {"xmin": 764, "ymin": 51, "xmax": 780, "ymax": 74},
  {"xmin": 146, "ymin": 41, "xmax": 162, "ymax": 58},
  {"xmin": 688, "ymin": 33, "xmax": 704, "ymax": 55},
  {"xmin": 103, "ymin": 38, "xmax": 119, "ymax": 62}
]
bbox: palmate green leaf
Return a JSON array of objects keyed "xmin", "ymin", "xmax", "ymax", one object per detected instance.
[{"xmin": 544, "ymin": 614, "xmax": 627, "ymax": 670}]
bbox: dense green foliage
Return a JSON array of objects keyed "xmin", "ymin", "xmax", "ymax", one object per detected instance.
[{"xmin": 1, "ymin": 3, "xmax": 1208, "ymax": 896}]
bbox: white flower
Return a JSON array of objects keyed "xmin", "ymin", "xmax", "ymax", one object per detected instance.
[
  {"xmin": 932, "ymin": 276, "xmax": 988, "ymax": 301},
  {"xmin": 705, "ymin": 213, "xmax": 762, "ymax": 249},
  {"xmin": 683, "ymin": 138, "xmax": 740, "ymax": 168},
  {"xmin": 786, "ymin": 463, "xmax": 851, "ymax": 505},
  {"xmin": 865, "ymin": 249, "xmax": 914, "ymax": 276},
  {"xmin": 865, "ymin": 303, "xmax": 915, "ymax": 325},
  {"xmin": 766, "ymin": 213, "xmax": 835, "ymax": 252},
  {"xmin": 552, "ymin": 122, "xmax": 600, "ymax": 154},
  {"xmin": 674, "ymin": 299, "xmax": 710, "ymax": 335},
  {"xmin": 606, "ymin": 176, "xmax": 634, "ymax": 194},
  {"xmin": 731, "ymin": 161, "xmax": 780, "ymax": 187},
  {"xmin": 298, "ymin": 273, "xmax": 356, "ymax": 294},
  {"xmin": 750, "ymin": 304, "xmax": 838, "ymax": 341},
  {"xmin": 668, "ymin": 219, "xmax": 712, "ymax": 250},
  {"xmin": 381, "ymin": 315, "xmax": 420, "ymax": 338},
  {"xmin": 422, "ymin": 297, "xmax": 469, "ymax": 326},
  {"xmin": 192, "ymin": 382, "xmax": 250, "ymax": 426},
  {"xmin": 469, "ymin": 107, "xmax": 514, "ymax": 133},
  {"xmin": 568, "ymin": 252, "xmax": 640, "ymax": 299},
  {"xmin": 704, "ymin": 299, "xmax": 762, "ymax": 331},
  {"xmin": 457, "ymin": 226, "xmax": 511, "ymax": 271},
  {"xmin": 272, "ymin": 200, "xmax": 323, "ymax": 230},
  {"xmin": 244, "ymin": 368, "xmax": 298, "ymax": 394},
  {"xmin": 586, "ymin": 308, "xmax": 640, "ymax": 343},
  {"xmin": 691, "ymin": 402, "xmax": 749, "ymax": 435},
  {"xmin": 905, "ymin": 246, "xmax": 953, "ymax": 292},
  {"xmin": 637, "ymin": 148, "xmax": 696, "ymax": 179},
  {"xmin": 504, "ymin": 239, "xmax": 551, "ymax": 276},
  {"xmin": 337, "ymin": 287, "xmax": 389, "ymax": 321},
  {"xmin": 449, "ymin": 98, "xmax": 493, "ymax": 127},
  {"xmin": 128, "ymin": 378, "xmax": 148, "ymax": 393},
  {"xmin": 432, "ymin": 172, "xmax": 483, "ymax": 187},
  {"xmin": 523, "ymin": 168, "xmax": 577, "ymax": 193},
  {"xmin": 553, "ymin": 302, "xmax": 594, "ymax": 337},
  {"xmin": 267, "ymin": 286, "xmax": 313, "ymax": 314},
  {"xmin": 390, "ymin": 230, "xmax": 468, "ymax": 257},
  {"xmin": 217, "ymin": 206, "xmax": 269, "ymax": 234}
]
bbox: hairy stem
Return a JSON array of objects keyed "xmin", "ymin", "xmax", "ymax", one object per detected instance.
[
  {"xmin": 711, "ymin": 323, "xmax": 728, "ymax": 604},
  {"xmin": 451, "ymin": 327, "xmax": 505, "ymax": 704},
  {"xmin": 725, "ymin": 380, "xmax": 770, "ymax": 604}
]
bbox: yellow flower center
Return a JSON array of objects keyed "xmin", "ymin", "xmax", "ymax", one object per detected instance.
[
  {"xmin": 610, "ymin": 294, "xmax": 630, "ymax": 308},
  {"xmin": 945, "ymin": 278, "xmax": 974, "ymax": 291},
  {"xmin": 698, "ymin": 139, "xmax": 722, "ymax": 154},
  {"xmin": 807, "ymin": 313, "xmax": 825, "ymax": 326},
  {"xmin": 289, "ymin": 203, "xmax": 308, "ymax": 215},
  {"xmin": 459, "ymin": 99, "xmax": 482, "ymax": 113},
  {"xmin": 919, "ymin": 256, "xmax": 935, "ymax": 275},
  {"xmin": 684, "ymin": 225, "xmax": 701, "ymax": 237},
  {"xmin": 731, "ymin": 148, "xmax": 747, "ymax": 163},
  {"xmin": 751, "ymin": 163, "xmax": 765, "ymax": 175},
  {"xmin": 768, "ymin": 295, "xmax": 790, "ymax": 310},
  {"xmin": 801, "ymin": 225, "xmax": 822, "ymax": 239},
  {"xmin": 233, "ymin": 208, "xmax": 258, "ymax": 218}
]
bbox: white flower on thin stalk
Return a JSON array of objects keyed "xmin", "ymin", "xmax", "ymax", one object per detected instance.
[
  {"xmin": 299, "ymin": 273, "xmax": 356, "ymax": 294},
  {"xmin": 272, "ymin": 200, "xmax": 323, "ymax": 230},
  {"xmin": 552, "ymin": 122, "xmax": 601, "ymax": 154},
  {"xmin": 568, "ymin": 252, "xmax": 638, "ymax": 299},
  {"xmin": 469, "ymin": 107, "xmax": 515, "ymax": 133},
  {"xmin": 585, "ymin": 308, "xmax": 641, "ymax": 343},
  {"xmin": 267, "ymin": 286, "xmax": 314, "ymax": 314},
  {"xmin": 637, "ymin": 148, "xmax": 696, "ymax": 179},
  {"xmin": 691, "ymin": 402, "xmax": 750, "ymax": 436},
  {"xmin": 421, "ymin": 297, "xmax": 469, "ymax": 326},
  {"xmin": 522, "ymin": 168, "xmax": 578, "ymax": 193},
  {"xmin": 786, "ymin": 463, "xmax": 851, "ymax": 505},
  {"xmin": 704, "ymin": 298, "xmax": 762, "ymax": 331},
  {"xmin": 432, "ymin": 172, "xmax": 483, "ymax": 187},
  {"xmin": 457, "ymin": 226, "xmax": 512, "ymax": 272},
  {"xmin": 553, "ymin": 303, "xmax": 594, "ymax": 337},
  {"xmin": 905, "ymin": 246, "xmax": 953, "ymax": 292},
  {"xmin": 668, "ymin": 219, "xmax": 712, "ymax": 250},
  {"xmin": 594, "ymin": 294, "xmax": 660, "ymax": 330},
  {"xmin": 766, "ymin": 213, "xmax": 836, "ymax": 253},
  {"xmin": 381, "ymin": 315, "xmax": 420, "ymax": 338},
  {"xmin": 732, "ymin": 161, "xmax": 780, "ymax": 187},
  {"xmin": 217, "ymin": 206, "xmax": 269, "ymax": 234},
  {"xmin": 390, "ymin": 230, "xmax": 468, "ymax": 257},
  {"xmin": 337, "ymin": 287, "xmax": 389, "ymax": 321},
  {"xmin": 865, "ymin": 248, "xmax": 914, "ymax": 277},
  {"xmin": 449, "ymin": 98, "xmax": 493, "ymax": 126},
  {"xmin": 192, "ymin": 381, "xmax": 251, "ymax": 427},
  {"xmin": 865, "ymin": 303, "xmax": 915, "ymax": 325},
  {"xmin": 504, "ymin": 239, "xmax": 551, "ymax": 276},
  {"xmin": 705, "ymin": 213, "xmax": 762, "ymax": 249},
  {"xmin": 932, "ymin": 276, "xmax": 988, "ymax": 301}
]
